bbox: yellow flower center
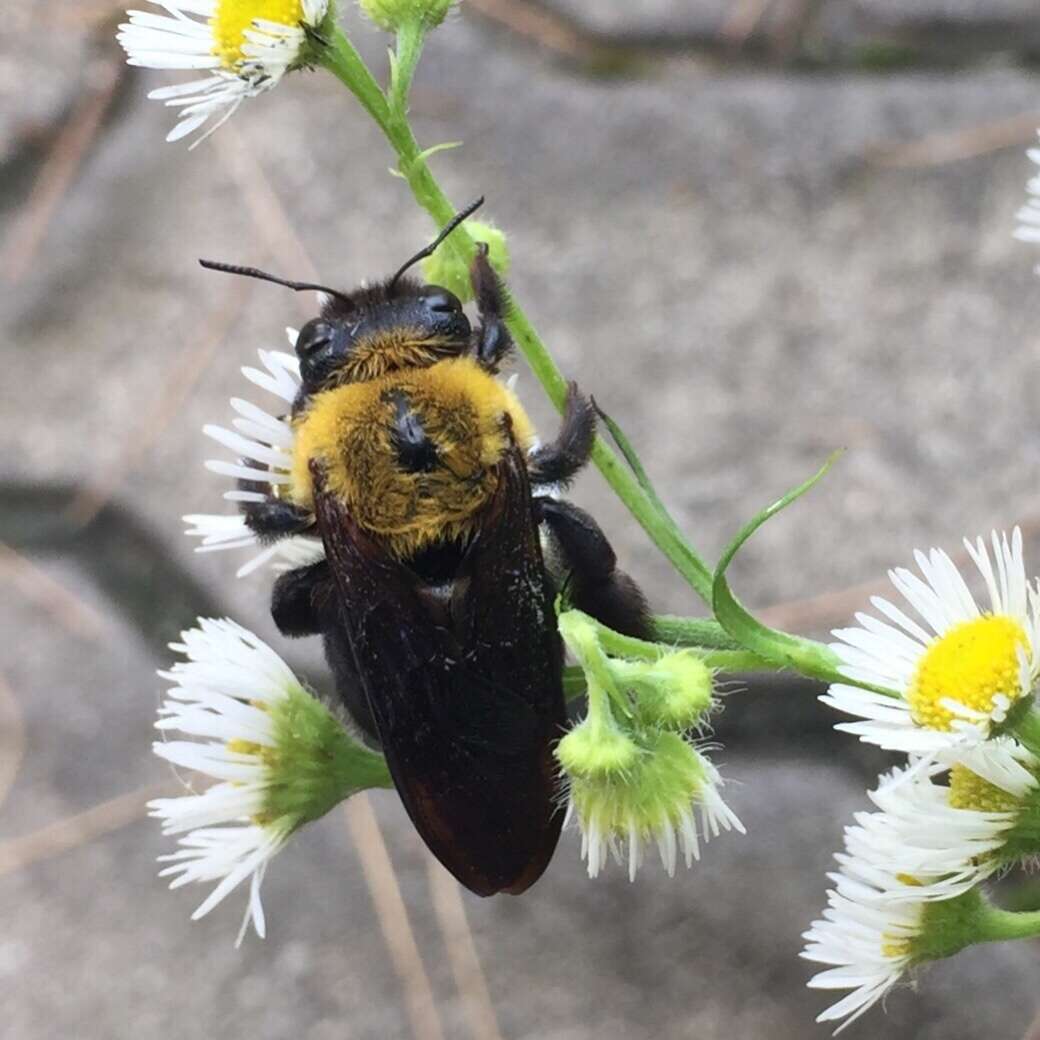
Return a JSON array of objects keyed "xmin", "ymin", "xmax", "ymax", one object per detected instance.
[
  {"xmin": 210, "ymin": 0, "xmax": 304, "ymax": 69},
  {"xmin": 907, "ymin": 615, "xmax": 1027, "ymax": 731},
  {"xmin": 227, "ymin": 738, "xmax": 265, "ymax": 757},
  {"xmin": 947, "ymin": 764, "xmax": 1019, "ymax": 813},
  {"xmin": 880, "ymin": 935, "xmax": 913, "ymax": 960}
]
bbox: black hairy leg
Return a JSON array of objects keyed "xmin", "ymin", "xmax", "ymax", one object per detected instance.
[
  {"xmin": 271, "ymin": 560, "xmax": 329, "ymax": 636},
  {"xmin": 527, "ymin": 382, "xmax": 596, "ymax": 489},
  {"xmin": 241, "ymin": 498, "xmax": 313, "ymax": 540},
  {"xmin": 270, "ymin": 559, "xmax": 379, "ymax": 740},
  {"xmin": 470, "ymin": 242, "xmax": 514, "ymax": 370},
  {"xmin": 537, "ymin": 497, "xmax": 652, "ymax": 640}
]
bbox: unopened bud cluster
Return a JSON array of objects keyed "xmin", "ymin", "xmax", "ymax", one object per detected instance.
[{"xmin": 555, "ymin": 611, "xmax": 742, "ymax": 880}]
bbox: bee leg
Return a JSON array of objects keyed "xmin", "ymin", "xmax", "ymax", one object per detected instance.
[
  {"xmin": 271, "ymin": 561, "xmax": 380, "ymax": 741},
  {"xmin": 271, "ymin": 560, "xmax": 330, "ymax": 635},
  {"xmin": 528, "ymin": 382, "xmax": 596, "ymax": 489},
  {"xmin": 470, "ymin": 242, "xmax": 514, "ymax": 370},
  {"xmin": 536, "ymin": 497, "xmax": 652, "ymax": 640},
  {"xmin": 241, "ymin": 498, "xmax": 314, "ymax": 541}
]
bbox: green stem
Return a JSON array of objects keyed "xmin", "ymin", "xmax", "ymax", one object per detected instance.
[
  {"xmin": 578, "ymin": 611, "xmax": 782, "ymax": 673},
  {"xmin": 388, "ymin": 20, "xmax": 425, "ymax": 122},
  {"xmin": 652, "ymin": 615, "xmax": 746, "ymax": 652},
  {"xmin": 318, "ymin": 29, "xmax": 391, "ymax": 132},
  {"xmin": 973, "ymin": 905, "xmax": 1040, "ymax": 944},
  {"xmin": 1013, "ymin": 709, "xmax": 1040, "ymax": 759},
  {"xmin": 319, "ymin": 28, "xmax": 714, "ymax": 606}
]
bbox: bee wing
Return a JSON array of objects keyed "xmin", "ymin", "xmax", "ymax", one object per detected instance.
[{"xmin": 310, "ymin": 448, "xmax": 566, "ymax": 896}]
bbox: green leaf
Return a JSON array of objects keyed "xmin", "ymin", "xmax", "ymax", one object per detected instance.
[
  {"xmin": 711, "ymin": 452, "xmax": 882, "ymax": 687},
  {"xmin": 595, "ymin": 402, "xmax": 671, "ymax": 518}
]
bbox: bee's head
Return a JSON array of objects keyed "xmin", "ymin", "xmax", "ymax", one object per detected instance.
[
  {"xmin": 292, "ymin": 275, "xmax": 471, "ymax": 392},
  {"xmin": 199, "ymin": 197, "xmax": 485, "ymax": 396}
]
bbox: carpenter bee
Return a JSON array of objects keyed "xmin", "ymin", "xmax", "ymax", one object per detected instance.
[{"xmin": 201, "ymin": 199, "xmax": 650, "ymax": 896}]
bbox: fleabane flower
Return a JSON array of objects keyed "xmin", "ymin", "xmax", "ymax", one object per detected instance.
[
  {"xmin": 804, "ymin": 752, "xmax": 1040, "ymax": 1031},
  {"xmin": 822, "ymin": 529, "xmax": 1040, "ymax": 755},
  {"xmin": 184, "ymin": 334, "xmax": 325, "ymax": 576},
  {"xmin": 802, "ymin": 863, "xmax": 983, "ymax": 1033},
  {"xmin": 839, "ymin": 762, "xmax": 1019, "ymax": 902},
  {"xmin": 150, "ymin": 618, "xmax": 390, "ymax": 942},
  {"xmin": 117, "ymin": 0, "xmax": 331, "ymax": 146}
]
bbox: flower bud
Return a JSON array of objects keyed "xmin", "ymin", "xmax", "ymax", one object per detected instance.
[
  {"xmin": 358, "ymin": 0, "xmax": 456, "ymax": 31},
  {"xmin": 556, "ymin": 700, "xmax": 641, "ymax": 779},
  {"xmin": 421, "ymin": 220, "xmax": 509, "ymax": 303},
  {"xmin": 563, "ymin": 728, "xmax": 742, "ymax": 881},
  {"xmin": 612, "ymin": 651, "xmax": 715, "ymax": 731}
]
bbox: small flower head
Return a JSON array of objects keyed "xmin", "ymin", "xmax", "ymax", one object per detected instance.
[
  {"xmin": 420, "ymin": 221, "xmax": 509, "ymax": 303},
  {"xmin": 840, "ymin": 762, "xmax": 1017, "ymax": 900},
  {"xmin": 358, "ymin": 0, "xmax": 457, "ymax": 32},
  {"xmin": 117, "ymin": 0, "xmax": 331, "ymax": 146},
  {"xmin": 556, "ymin": 707, "xmax": 641, "ymax": 779},
  {"xmin": 823, "ymin": 529, "xmax": 1040, "ymax": 754},
  {"xmin": 803, "ymin": 767, "xmax": 1003, "ymax": 1038},
  {"xmin": 561, "ymin": 728, "xmax": 743, "ymax": 881},
  {"xmin": 612, "ymin": 652, "xmax": 715, "ymax": 731},
  {"xmin": 185, "ymin": 336, "xmax": 325, "ymax": 576},
  {"xmin": 804, "ymin": 749, "xmax": 1040, "ymax": 1031},
  {"xmin": 803, "ymin": 870, "xmax": 983, "ymax": 1033},
  {"xmin": 150, "ymin": 618, "xmax": 390, "ymax": 942}
]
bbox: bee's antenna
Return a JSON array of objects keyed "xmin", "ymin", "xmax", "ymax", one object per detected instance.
[
  {"xmin": 198, "ymin": 259, "xmax": 356, "ymax": 309},
  {"xmin": 388, "ymin": 196, "xmax": 485, "ymax": 292}
]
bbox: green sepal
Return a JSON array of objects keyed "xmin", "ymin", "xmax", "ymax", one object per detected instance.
[
  {"xmin": 1008, "ymin": 703, "xmax": 1040, "ymax": 759},
  {"xmin": 258, "ymin": 684, "xmax": 392, "ymax": 828}
]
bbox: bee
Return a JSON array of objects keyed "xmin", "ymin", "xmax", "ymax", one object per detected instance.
[{"xmin": 201, "ymin": 199, "xmax": 650, "ymax": 896}]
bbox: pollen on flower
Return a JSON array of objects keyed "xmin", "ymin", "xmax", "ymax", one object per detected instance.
[
  {"xmin": 880, "ymin": 933, "xmax": 914, "ymax": 960},
  {"xmin": 211, "ymin": 0, "xmax": 305, "ymax": 68},
  {"xmin": 907, "ymin": 615, "xmax": 1027, "ymax": 731},
  {"xmin": 948, "ymin": 764, "xmax": 1020, "ymax": 813}
]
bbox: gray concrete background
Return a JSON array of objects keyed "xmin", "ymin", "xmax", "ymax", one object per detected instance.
[{"xmin": 4, "ymin": 1, "xmax": 1040, "ymax": 1037}]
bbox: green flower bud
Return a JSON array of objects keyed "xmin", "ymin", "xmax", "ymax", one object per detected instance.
[
  {"xmin": 613, "ymin": 651, "xmax": 715, "ymax": 730},
  {"xmin": 564, "ymin": 729, "xmax": 742, "ymax": 881},
  {"xmin": 358, "ymin": 0, "xmax": 457, "ymax": 32},
  {"xmin": 556, "ymin": 700, "xmax": 642, "ymax": 779},
  {"xmin": 421, "ymin": 220, "xmax": 509, "ymax": 303}
]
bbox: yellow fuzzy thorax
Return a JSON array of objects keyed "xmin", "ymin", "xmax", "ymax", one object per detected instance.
[
  {"xmin": 337, "ymin": 329, "xmax": 460, "ymax": 384},
  {"xmin": 291, "ymin": 357, "xmax": 535, "ymax": 558}
]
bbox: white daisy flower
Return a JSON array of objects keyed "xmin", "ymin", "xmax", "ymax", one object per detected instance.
[
  {"xmin": 840, "ymin": 763, "xmax": 1015, "ymax": 901},
  {"xmin": 185, "ymin": 336, "xmax": 324, "ymax": 577},
  {"xmin": 802, "ymin": 863, "xmax": 929, "ymax": 1033},
  {"xmin": 1014, "ymin": 139, "xmax": 1040, "ymax": 247},
  {"xmin": 117, "ymin": 0, "xmax": 330, "ymax": 146},
  {"xmin": 822, "ymin": 529, "xmax": 1040, "ymax": 755},
  {"xmin": 150, "ymin": 617, "xmax": 389, "ymax": 943},
  {"xmin": 804, "ymin": 750, "xmax": 1040, "ymax": 1032}
]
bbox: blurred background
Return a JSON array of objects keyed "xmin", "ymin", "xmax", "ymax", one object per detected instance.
[{"xmin": 4, "ymin": 0, "xmax": 1040, "ymax": 1036}]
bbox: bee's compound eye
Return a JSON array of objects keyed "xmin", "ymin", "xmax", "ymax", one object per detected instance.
[
  {"xmin": 296, "ymin": 319, "xmax": 335, "ymax": 358},
  {"xmin": 420, "ymin": 288, "xmax": 462, "ymax": 315}
]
